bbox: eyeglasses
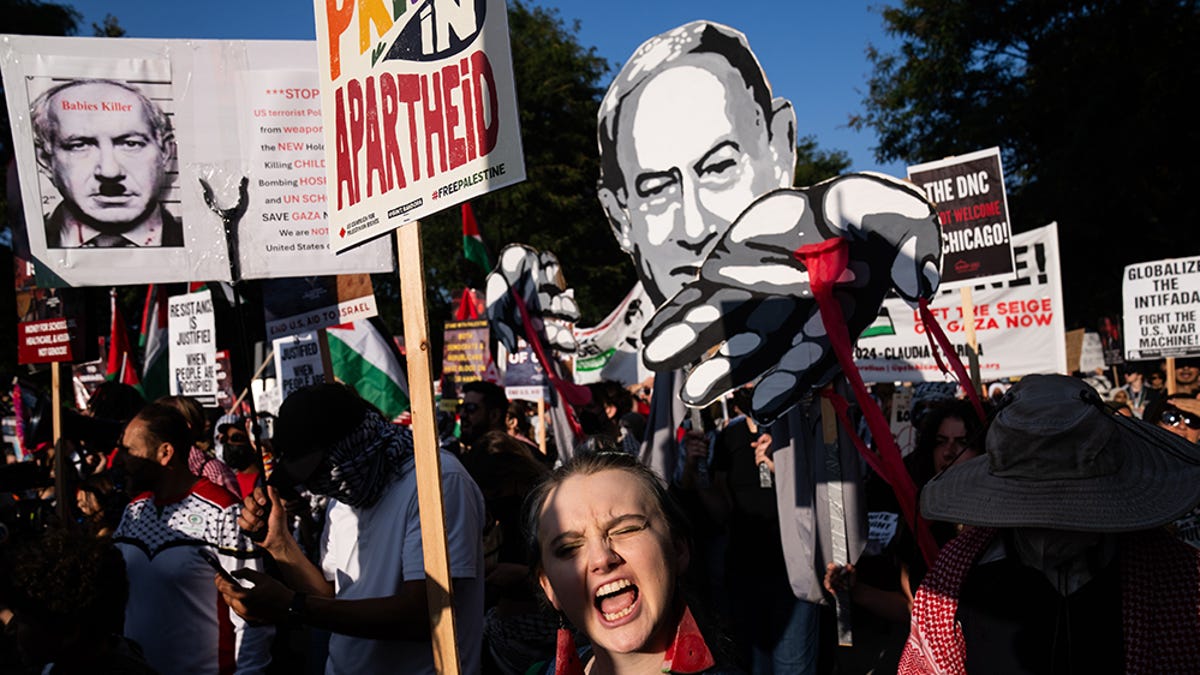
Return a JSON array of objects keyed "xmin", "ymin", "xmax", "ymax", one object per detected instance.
[{"xmin": 1160, "ymin": 409, "xmax": 1200, "ymax": 430}]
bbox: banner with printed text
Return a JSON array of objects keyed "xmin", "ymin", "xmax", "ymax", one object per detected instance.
[
  {"xmin": 312, "ymin": 0, "xmax": 526, "ymax": 252},
  {"xmin": 854, "ymin": 223, "xmax": 1066, "ymax": 382},
  {"xmin": 908, "ymin": 147, "xmax": 1016, "ymax": 288},
  {"xmin": 0, "ymin": 35, "xmax": 392, "ymax": 286},
  {"xmin": 1121, "ymin": 255, "xmax": 1200, "ymax": 361}
]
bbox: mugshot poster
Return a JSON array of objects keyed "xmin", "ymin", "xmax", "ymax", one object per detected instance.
[
  {"xmin": 261, "ymin": 274, "xmax": 378, "ymax": 340},
  {"xmin": 312, "ymin": 0, "xmax": 526, "ymax": 252},
  {"xmin": 854, "ymin": 223, "xmax": 1066, "ymax": 382},
  {"xmin": 1, "ymin": 35, "xmax": 393, "ymax": 287},
  {"xmin": 908, "ymin": 147, "xmax": 1016, "ymax": 288},
  {"xmin": 1121, "ymin": 254, "xmax": 1200, "ymax": 361}
]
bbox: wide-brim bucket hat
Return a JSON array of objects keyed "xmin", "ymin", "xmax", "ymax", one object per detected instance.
[{"xmin": 922, "ymin": 374, "xmax": 1200, "ymax": 532}]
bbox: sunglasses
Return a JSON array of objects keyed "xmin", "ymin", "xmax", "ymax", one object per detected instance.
[{"xmin": 1160, "ymin": 409, "xmax": 1200, "ymax": 430}]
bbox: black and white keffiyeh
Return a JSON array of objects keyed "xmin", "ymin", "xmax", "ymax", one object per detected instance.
[{"xmin": 304, "ymin": 411, "xmax": 415, "ymax": 509}]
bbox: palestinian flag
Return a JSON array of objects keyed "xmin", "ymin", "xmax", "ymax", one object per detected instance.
[
  {"xmin": 139, "ymin": 285, "xmax": 170, "ymax": 400},
  {"xmin": 106, "ymin": 290, "xmax": 141, "ymax": 388},
  {"xmin": 327, "ymin": 318, "xmax": 410, "ymax": 419},
  {"xmin": 462, "ymin": 202, "xmax": 491, "ymax": 273},
  {"xmin": 860, "ymin": 306, "xmax": 896, "ymax": 338}
]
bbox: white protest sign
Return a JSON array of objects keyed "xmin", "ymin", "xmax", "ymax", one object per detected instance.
[
  {"xmin": 168, "ymin": 289, "xmax": 218, "ymax": 403},
  {"xmin": 272, "ymin": 331, "xmax": 328, "ymax": 400},
  {"xmin": 235, "ymin": 68, "xmax": 392, "ymax": 278},
  {"xmin": 0, "ymin": 35, "xmax": 392, "ymax": 286},
  {"xmin": 1080, "ymin": 332, "xmax": 1106, "ymax": 373},
  {"xmin": 855, "ymin": 223, "xmax": 1067, "ymax": 381},
  {"xmin": 312, "ymin": 0, "xmax": 526, "ymax": 252},
  {"xmin": 1121, "ymin": 255, "xmax": 1200, "ymax": 361}
]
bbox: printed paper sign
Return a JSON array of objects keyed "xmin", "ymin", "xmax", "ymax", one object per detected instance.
[
  {"xmin": 263, "ymin": 275, "xmax": 378, "ymax": 340},
  {"xmin": 441, "ymin": 320, "xmax": 490, "ymax": 398},
  {"xmin": 504, "ymin": 339, "xmax": 550, "ymax": 402},
  {"xmin": 168, "ymin": 289, "xmax": 218, "ymax": 403},
  {"xmin": 1122, "ymin": 255, "xmax": 1200, "ymax": 360},
  {"xmin": 312, "ymin": 0, "xmax": 527, "ymax": 252},
  {"xmin": 908, "ymin": 147, "xmax": 1016, "ymax": 288},
  {"xmin": 855, "ymin": 223, "xmax": 1066, "ymax": 382},
  {"xmin": 235, "ymin": 69, "xmax": 392, "ymax": 278},
  {"xmin": 0, "ymin": 36, "xmax": 393, "ymax": 286},
  {"xmin": 273, "ymin": 331, "xmax": 328, "ymax": 400},
  {"xmin": 18, "ymin": 319, "xmax": 73, "ymax": 363}
]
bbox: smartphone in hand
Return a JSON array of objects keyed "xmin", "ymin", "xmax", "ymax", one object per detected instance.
[{"xmin": 198, "ymin": 548, "xmax": 238, "ymax": 585}]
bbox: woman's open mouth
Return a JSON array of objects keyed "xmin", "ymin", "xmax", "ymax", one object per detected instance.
[{"xmin": 594, "ymin": 578, "xmax": 640, "ymax": 623}]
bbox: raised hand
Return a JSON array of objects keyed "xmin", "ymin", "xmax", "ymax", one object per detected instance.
[
  {"xmin": 641, "ymin": 173, "xmax": 941, "ymax": 423},
  {"xmin": 485, "ymin": 244, "xmax": 581, "ymax": 353}
]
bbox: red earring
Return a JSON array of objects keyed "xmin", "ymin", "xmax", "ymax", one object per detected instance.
[{"xmin": 661, "ymin": 604, "xmax": 715, "ymax": 674}]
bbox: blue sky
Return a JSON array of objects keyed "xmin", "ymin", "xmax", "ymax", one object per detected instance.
[{"xmin": 67, "ymin": 0, "xmax": 906, "ymax": 176}]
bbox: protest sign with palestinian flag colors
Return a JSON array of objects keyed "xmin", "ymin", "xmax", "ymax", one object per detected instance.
[
  {"xmin": 327, "ymin": 319, "xmax": 410, "ymax": 419},
  {"xmin": 312, "ymin": 0, "xmax": 526, "ymax": 252}
]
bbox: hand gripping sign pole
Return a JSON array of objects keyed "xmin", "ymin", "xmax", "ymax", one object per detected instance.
[{"xmin": 396, "ymin": 224, "xmax": 461, "ymax": 674}]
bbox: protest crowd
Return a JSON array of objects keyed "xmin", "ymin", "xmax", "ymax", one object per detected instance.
[{"xmin": 2, "ymin": 6, "xmax": 1200, "ymax": 675}]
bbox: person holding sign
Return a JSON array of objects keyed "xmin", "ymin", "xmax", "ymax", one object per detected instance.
[
  {"xmin": 31, "ymin": 79, "xmax": 182, "ymax": 248},
  {"xmin": 215, "ymin": 383, "xmax": 486, "ymax": 674}
]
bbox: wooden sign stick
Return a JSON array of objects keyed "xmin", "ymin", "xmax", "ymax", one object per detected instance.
[
  {"xmin": 960, "ymin": 287, "xmax": 983, "ymax": 395},
  {"xmin": 52, "ymin": 363, "xmax": 69, "ymax": 525},
  {"xmin": 1167, "ymin": 357, "xmax": 1177, "ymax": 395},
  {"xmin": 396, "ymin": 223, "xmax": 461, "ymax": 675}
]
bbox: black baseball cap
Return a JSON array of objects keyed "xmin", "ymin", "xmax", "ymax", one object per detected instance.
[{"xmin": 271, "ymin": 383, "xmax": 370, "ymax": 488}]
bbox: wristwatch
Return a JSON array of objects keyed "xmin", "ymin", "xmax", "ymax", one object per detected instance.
[{"xmin": 287, "ymin": 591, "xmax": 308, "ymax": 625}]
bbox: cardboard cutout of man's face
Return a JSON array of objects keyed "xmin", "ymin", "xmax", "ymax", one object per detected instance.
[
  {"xmin": 38, "ymin": 82, "xmax": 170, "ymax": 234},
  {"xmin": 599, "ymin": 27, "xmax": 795, "ymax": 308}
]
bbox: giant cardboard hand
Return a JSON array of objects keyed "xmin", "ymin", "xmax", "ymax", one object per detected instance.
[
  {"xmin": 486, "ymin": 244, "xmax": 581, "ymax": 354},
  {"xmin": 641, "ymin": 173, "xmax": 941, "ymax": 423}
]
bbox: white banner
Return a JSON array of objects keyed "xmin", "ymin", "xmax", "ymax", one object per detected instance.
[
  {"xmin": 1121, "ymin": 255, "xmax": 1200, "ymax": 360},
  {"xmin": 854, "ymin": 223, "xmax": 1067, "ymax": 382},
  {"xmin": 572, "ymin": 282, "xmax": 652, "ymax": 385},
  {"xmin": 312, "ymin": 0, "xmax": 526, "ymax": 252},
  {"xmin": 0, "ymin": 35, "xmax": 392, "ymax": 286},
  {"xmin": 167, "ymin": 289, "xmax": 218, "ymax": 401}
]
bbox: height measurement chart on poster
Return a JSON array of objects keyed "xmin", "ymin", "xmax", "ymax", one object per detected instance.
[
  {"xmin": 167, "ymin": 290, "xmax": 218, "ymax": 403},
  {"xmin": 313, "ymin": 0, "xmax": 527, "ymax": 252},
  {"xmin": 908, "ymin": 147, "xmax": 1016, "ymax": 288},
  {"xmin": 1122, "ymin": 255, "xmax": 1200, "ymax": 360}
]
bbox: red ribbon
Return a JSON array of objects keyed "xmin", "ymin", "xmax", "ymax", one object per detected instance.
[
  {"xmin": 917, "ymin": 298, "xmax": 987, "ymax": 424},
  {"xmin": 793, "ymin": 238, "xmax": 939, "ymax": 567},
  {"xmin": 509, "ymin": 289, "xmax": 590, "ymax": 438}
]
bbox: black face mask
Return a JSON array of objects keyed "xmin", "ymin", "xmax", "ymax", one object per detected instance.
[
  {"xmin": 122, "ymin": 454, "xmax": 163, "ymax": 495},
  {"xmin": 223, "ymin": 442, "xmax": 258, "ymax": 472}
]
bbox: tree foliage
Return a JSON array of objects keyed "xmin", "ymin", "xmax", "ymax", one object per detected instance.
[
  {"xmin": 405, "ymin": 0, "xmax": 630, "ymax": 337},
  {"xmin": 856, "ymin": 0, "xmax": 1200, "ymax": 324},
  {"xmin": 794, "ymin": 134, "xmax": 852, "ymax": 187}
]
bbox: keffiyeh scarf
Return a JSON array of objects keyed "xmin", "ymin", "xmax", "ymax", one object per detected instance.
[{"xmin": 305, "ymin": 411, "xmax": 415, "ymax": 509}]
